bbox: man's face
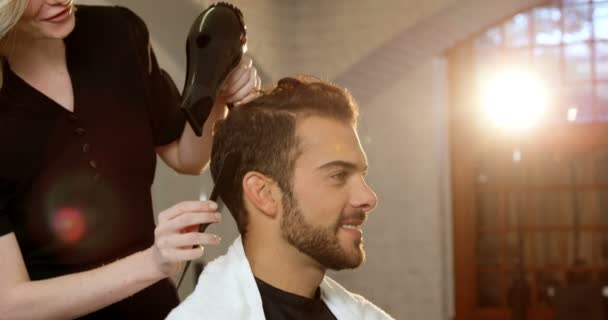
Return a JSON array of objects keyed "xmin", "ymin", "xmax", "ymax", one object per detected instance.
[{"xmin": 280, "ymin": 116, "xmax": 377, "ymax": 270}]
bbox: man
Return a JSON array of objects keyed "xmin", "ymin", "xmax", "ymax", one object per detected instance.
[{"xmin": 167, "ymin": 76, "xmax": 394, "ymax": 320}]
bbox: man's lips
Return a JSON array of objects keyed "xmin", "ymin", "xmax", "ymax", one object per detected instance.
[
  {"xmin": 340, "ymin": 211, "xmax": 367, "ymax": 226},
  {"xmin": 339, "ymin": 212, "xmax": 367, "ymax": 233}
]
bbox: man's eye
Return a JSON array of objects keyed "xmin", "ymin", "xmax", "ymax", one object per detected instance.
[{"xmin": 330, "ymin": 171, "xmax": 348, "ymax": 181}]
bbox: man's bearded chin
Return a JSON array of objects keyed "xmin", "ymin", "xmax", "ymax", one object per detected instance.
[{"xmin": 280, "ymin": 192, "xmax": 365, "ymax": 270}]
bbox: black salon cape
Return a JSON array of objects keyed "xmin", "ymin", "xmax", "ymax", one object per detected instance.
[{"xmin": 0, "ymin": 5, "xmax": 186, "ymax": 319}]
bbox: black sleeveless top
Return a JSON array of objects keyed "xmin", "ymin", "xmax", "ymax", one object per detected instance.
[{"xmin": 0, "ymin": 5, "xmax": 186, "ymax": 319}]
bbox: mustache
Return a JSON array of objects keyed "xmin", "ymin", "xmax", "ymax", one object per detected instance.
[
  {"xmin": 335, "ymin": 210, "xmax": 367, "ymax": 228},
  {"xmin": 342, "ymin": 211, "xmax": 366, "ymax": 221}
]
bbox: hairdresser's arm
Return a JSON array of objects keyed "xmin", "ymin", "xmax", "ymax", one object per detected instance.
[
  {"xmin": 0, "ymin": 201, "xmax": 220, "ymax": 320},
  {"xmin": 156, "ymin": 56, "xmax": 260, "ymax": 175}
]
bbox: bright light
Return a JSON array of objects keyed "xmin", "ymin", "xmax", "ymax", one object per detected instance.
[
  {"xmin": 567, "ymin": 107, "xmax": 578, "ymax": 122},
  {"xmin": 479, "ymin": 69, "xmax": 549, "ymax": 131},
  {"xmin": 512, "ymin": 148, "xmax": 522, "ymax": 163}
]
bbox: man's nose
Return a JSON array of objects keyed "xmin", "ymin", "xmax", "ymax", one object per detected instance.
[{"xmin": 352, "ymin": 178, "xmax": 378, "ymax": 213}]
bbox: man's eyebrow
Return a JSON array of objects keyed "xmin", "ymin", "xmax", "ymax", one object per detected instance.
[{"xmin": 317, "ymin": 160, "xmax": 368, "ymax": 172}]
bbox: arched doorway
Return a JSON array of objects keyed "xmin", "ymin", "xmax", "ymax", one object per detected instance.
[{"xmin": 450, "ymin": 0, "xmax": 608, "ymax": 319}]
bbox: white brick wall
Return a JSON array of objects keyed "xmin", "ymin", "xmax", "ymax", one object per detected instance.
[{"xmin": 326, "ymin": 58, "xmax": 451, "ymax": 319}]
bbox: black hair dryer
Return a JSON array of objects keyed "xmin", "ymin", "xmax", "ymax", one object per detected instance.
[{"xmin": 180, "ymin": 2, "xmax": 247, "ymax": 136}]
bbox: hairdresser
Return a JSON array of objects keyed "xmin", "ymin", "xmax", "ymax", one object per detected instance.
[{"xmin": 0, "ymin": 1, "xmax": 260, "ymax": 319}]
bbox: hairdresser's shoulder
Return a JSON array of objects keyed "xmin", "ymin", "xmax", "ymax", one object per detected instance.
[{"xmin": 73, "ymin": 5, "xmax": 148, "ymax": 36}]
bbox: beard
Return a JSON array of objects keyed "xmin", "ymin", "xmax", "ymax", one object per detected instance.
[{"xmin": 279, "ymin": 189, "xmax": 365, "ymax": 270}]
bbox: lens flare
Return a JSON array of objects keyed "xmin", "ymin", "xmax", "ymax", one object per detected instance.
[
  {"xmin": 52, "ymin": 207, "xmax": 86, "ymax": 244},
  {"xmin": 479, "ymin": 69, "xmax": 549, "ymax": 131}
]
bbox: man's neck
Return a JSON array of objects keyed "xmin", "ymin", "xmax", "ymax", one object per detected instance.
[{"xmin": 244, "ymin": 233, "xmax": 326, "ymax": 299}]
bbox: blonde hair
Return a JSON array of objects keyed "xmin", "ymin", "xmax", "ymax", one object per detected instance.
[{"xmin": 0, "ymin": 0, "xmax": 27, "ymax": 88}]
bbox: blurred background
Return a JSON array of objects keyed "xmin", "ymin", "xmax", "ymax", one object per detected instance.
[{"xmin": 78, "ymin": 0, "xmax": 608, "ymax": 319}]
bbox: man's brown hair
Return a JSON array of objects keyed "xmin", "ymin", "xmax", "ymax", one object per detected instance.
[{"xmin": 210, "ymin": 75, "xmax": 359, "ymax": 236}]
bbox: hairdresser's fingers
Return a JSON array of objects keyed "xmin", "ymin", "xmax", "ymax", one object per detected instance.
[
  {"xmin": 157, "ymin": 200, "xmax": 218, "ymax": 224},
  {"xmin": 254, "ymin": 73, "xmax": 262, "ymax": 90},
  {"xmin": 151, "ymin": 245, "xmax": 207, "ymax": 276},
  {"xmin": 235, "ymin": 86, "xmax": 261, "ymax": 106},
  {"xmin": 227, "ymin": 69, "xmax": 257, "ymax": 104},
  {"xmin": 221, "ymin": 56, "xmax": 253, "ymax": 93},
  {"xmin": 222, "ymin": 63, "xmax": 254, "ymax": 97},
  {"xmin": 155, "ymin": 211, "xmax": 221, "ymax": 237},
  {"xmin": 156, "ymin": 232, "xmax": 221, "ymax": 250}
]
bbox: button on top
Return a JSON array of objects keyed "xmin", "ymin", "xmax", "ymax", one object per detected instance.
[
  {"xmin": 74, "ymin": 128, "xmax": 86, "ymax": 136},
  {"xmin": 67, "ymin": 114, "xmax": 78, "ymax": 122}
]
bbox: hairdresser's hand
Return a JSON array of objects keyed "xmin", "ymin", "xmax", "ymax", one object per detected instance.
[
  {"xmin": 219, "ymin": 55, "xmax": 261, "ymax": 106},
  {"xmin": 150, "ymin": 201, "xmax": 222, "ymax": 277}
]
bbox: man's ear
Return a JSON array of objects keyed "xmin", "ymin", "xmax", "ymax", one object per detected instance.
[{"xmin": 242, "ymin": 171, "xmax": 280, "ymax": 218}]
